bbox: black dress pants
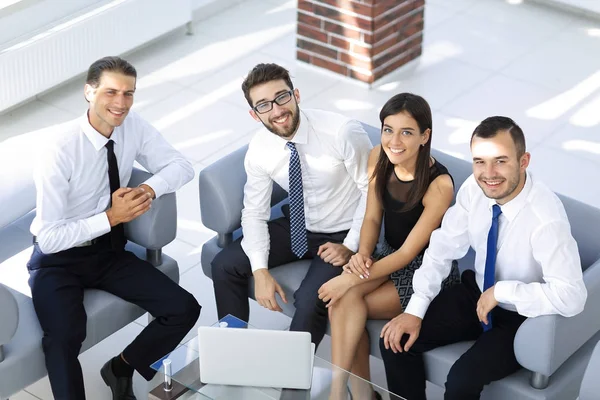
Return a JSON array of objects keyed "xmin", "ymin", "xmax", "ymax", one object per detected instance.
[
  {"xmin": 27, "ymin": 234, "xmax": 201, "ymax": 400},
  {"xmin": 380, "ymin": 270, "xmax": 526, "ymax": 400},
  {"xmin": 211, "ymin": 215, "xmax": 347, "ymax": 347}
]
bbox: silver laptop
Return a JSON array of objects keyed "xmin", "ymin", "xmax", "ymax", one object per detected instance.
[{"xmin": 197, "ymin": 326, "xmax": 315, "ymax": 390}]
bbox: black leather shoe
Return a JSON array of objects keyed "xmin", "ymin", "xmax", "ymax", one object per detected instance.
[{"xmin": 100, "ymin": 360, "xmax": 137, "ymax": 400}]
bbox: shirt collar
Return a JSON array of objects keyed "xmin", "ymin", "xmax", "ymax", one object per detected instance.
[
  {"xmin": 80, "ymin": 111, "xmax": 120, "ymax": 151},
  {"xmin": 277, "ymin": 110, "xmax": 309, "ymax": 149},
  {"xmin": 488, "ymin": 171, "xmax": 533, "ymax": 222}
]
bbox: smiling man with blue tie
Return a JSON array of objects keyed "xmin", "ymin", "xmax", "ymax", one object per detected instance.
[
  {"xmin": 211, "ymin": 63, "xmax": 372, "ymax": 347},
  {"xmin": 378, "ymin": 116, "xmax": 587, "ymax": 400}
]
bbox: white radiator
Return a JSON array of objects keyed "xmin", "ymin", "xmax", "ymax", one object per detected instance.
[{"xmin": 0, "ymin": 0, "xmax": 191, "ymax": 113}]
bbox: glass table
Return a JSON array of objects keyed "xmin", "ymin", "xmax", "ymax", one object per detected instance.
[{"xmin": 148, "ymin": 315, "xmax": 404, "ymax": 400}]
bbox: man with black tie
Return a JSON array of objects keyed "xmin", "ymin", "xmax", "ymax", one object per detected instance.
[
  {"xmin": 27, "ymin": 56, "xmax": 201, "ymax": 400},
  {"xmin": 211, "ymin": 63, "xmax": 372, "ymax": 347},
  {"xmin": 379, "ymin": 116, "xmax": 587, "ymax": 399}
]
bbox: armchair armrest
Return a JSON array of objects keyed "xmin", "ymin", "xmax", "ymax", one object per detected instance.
[
  {"xmin": 0, "ymin": 283, "xmax": 19, "ymax": 362},
  {"xmin": 124, "ymin": 168, "xmax": 177, "ymax": 250},
  {"xmin": 198, "ymin": 146, "xmax": 287, "ymax": 241},
  {"xmin": 514, "ymin": 259, "xmax": 600, "ymax": 382}
]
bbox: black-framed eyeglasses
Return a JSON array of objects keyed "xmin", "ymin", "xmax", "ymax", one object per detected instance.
[{"xmin": 253, "ymin": 90, "xmax": 294, "ymax": 114}]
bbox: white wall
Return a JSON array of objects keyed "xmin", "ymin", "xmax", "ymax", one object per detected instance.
[{"xmin": 0, "ymin": 0, "xmax": 109, "ymax": 48}]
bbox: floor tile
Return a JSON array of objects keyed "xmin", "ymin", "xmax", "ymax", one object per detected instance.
[
  {"xmin": 501, "ymin": 18, "xmax": 600, "ymax": 92},
  {"xmin": 544, "ymin": 122, "xmax": 600, "ymax": 166},
  {"xmin": 10, "ymin": 391, "xmax": 42, "ymax": 400},
  {"xmin": 426, "ymin": 0, "xmax": 479, "ymax": 12},
  {"xmin": 25, "ymin": 323, "xmax": 145, "ymax": 400},
  {"xmin": 528, "ymin": 145, "xmax": 600, "ymax": 208},
  {"xmin": 440, "ymin": 74, "xmax": 567, "ymax": 148},
  {"xmin": 372, "ymin": 53, "xmax": 493, "ymax": 112},
  {"xmin": 423, "ymin": 7, "xmax": 558, "ymax": 72},
  {"xmin": 0, "ymin": 100, "xmax": 77, "ymax": 142},
  {"xmin": 136, "ymin": 88, "xmax": 256, "ymax": 164},
  {"xmin": 195, "ymin": 0, "xmax": 296, "ymax": 43},
  {"xmin": 125, "ymin": 29, "xmax": 232, "ymax": 88},
  {"xmin": 259, "ymin": 32, "xmax": 296, "ymax": 62},
  {"xmin": 175, "ymin": 163, "xmax": 219, "ymax": 247},
  {"xmin": 465, "ymin": 0, "xmax": 575, "ymax": 30},
  {"xmin": 302, "ymin": 82, "xmax": 391, "ymax": 128},
  {"xmin": 431, "ymin": 111, "xmax": 480, "ymax": 161},
  {"xmin": 190, "ymin": 50, "xmax": 291, "ymax": 110},
  {"xmin": 164, "ymin": 238, "xmax": 203, "ymax": 275},
  {"xmin": 424, "ymin": 2, "xmax": 462, "ymax": 32}
]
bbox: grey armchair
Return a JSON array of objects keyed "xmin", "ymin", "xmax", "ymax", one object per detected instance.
[
  {"xmin": 578, "ymin": 340, "xmax": 600, "ymax": 400},
  {"xmin": 0, "ymin": 165, "xmax": 182, "ymax": 399}
]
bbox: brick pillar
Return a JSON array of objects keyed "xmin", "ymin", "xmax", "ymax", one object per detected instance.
[{"xmin": 296, "ymin": 0, "xmax": 424, "ymax": 84}]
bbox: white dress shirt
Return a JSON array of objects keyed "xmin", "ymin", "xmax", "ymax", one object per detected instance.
[
  {"xmin": 30, "ymin": 111, "xmax": 194, "ymax": 254},
  {"xmin": 241, "ymin": 109, "xmax": 372, "ymax": 272},
  {"xmin": 406, "ymin": 172, "xmax": 587, "ymax": 319}
]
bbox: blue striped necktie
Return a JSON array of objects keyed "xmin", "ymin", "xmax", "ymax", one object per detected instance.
[
  {"xmin": 482, "ymin": 204, "xmax": 502, "ymax": 332},
  {"xmin": 286, "ymin": 142, "xmax": 308, "ymax": 258}
]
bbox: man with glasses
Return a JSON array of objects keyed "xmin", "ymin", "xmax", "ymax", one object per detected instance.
[{"xmin": 211, "ymin": 63, "xmax": 372, "ymax": 347}]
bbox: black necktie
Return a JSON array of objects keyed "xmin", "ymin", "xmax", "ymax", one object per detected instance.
[{"xmin": 105, "ymin": 140, "xmax": 125, "ymax": 250}]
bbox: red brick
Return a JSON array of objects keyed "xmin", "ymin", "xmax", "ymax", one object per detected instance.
[
  {"xmin": 296, "ymin": 0, "xmax": 424, "ymax": 83},
  {"xmin": 329, "ymin": 35, "xmax": 352, "ymax": 51},
  {"xmin": 312, "ymin": 0, "xmax": 373, "ymax": 18},
  {"xmin": 374, "ymin": 0, "xmax": 411, "ymax": 18},
  {"xmin": 313, "ymin": 4, "xmax": 372, "ymax": 31},
  {"xmin": 350, "ymin": 41, "xmax": 371, "ymax": 57},
  {"xmin": 373, "ymin": 46, "xmax": 421, "ymax": 79},
  {"xmin": 373, "ymin": 29, "xmax": 422, "ymax": 58},
  {"xmin": 297, "ymin": 38, "xmax": 339, "ymax": 60},
  {"xmin": 298, "ymin": 11, "xmax": 322, "ymax": 29},
  {"xmin": 323, "ymin": 21, "xmax": 363, "ymax": 40},
  {"xmin": 298, "ymin": 23, "xmax": 328, "ymax": 44},
  {"xmin": 340, "ymin": 52, "xmax": 373, "ymax": 70},
  {"xmin": 297, "ymin": 49, "xmax": 312, "ymax": 63},
  {"xmin": 298, "ymin": 0, "xmax": 314, "ymax": 12},
  {"xmin": 374, "ymin": 2, "xmax": 414, "ymax": 25},
  {"xmin": 311, "ymin": 54, "xmax": 348, "ymax": 75},
  {"xmin": 373, "ymin": 34, "xmax": 422, "ymax": 68},
  {"xmin": 373, "ymin": 9, "xmax": 423, "ymax": 43}
]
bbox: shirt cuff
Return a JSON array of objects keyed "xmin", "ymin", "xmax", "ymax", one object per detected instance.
[
  {"xmin": 404, "ymin": 295, "xmax": 431, "ymax": 319},
  {"xmin": 248, "ymin": 252, "xmax": 269, "ymax": 273},
  {"xmin": 342, "ymin": 232, "xmax": 360, "ymax": 253},
  {"xmin": 493, "ymin": 280, "xmax": 518, "ymax": 305},
  {"xmin": 90, "ymin": 212, "xmax": 112, "ymax": 238},
  {"xmin": 142, "ymin": 175, "xmax": 169, "ymax": 199}
]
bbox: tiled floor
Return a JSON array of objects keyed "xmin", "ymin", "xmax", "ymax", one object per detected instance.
[{"xmin": 1, "ymin": 0, "xmax": 599, "ymax": 398}]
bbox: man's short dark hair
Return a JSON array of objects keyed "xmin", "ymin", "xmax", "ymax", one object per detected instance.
[
  {"xmin": 471, "ymin": 116, "xmax": 526, "ymax": 158},
  {"xmin": 86, "ymin": 56, "xmax": 137, "ymax": 88},
  {"xmin": 241, "ymin": 63, "xmax": 294, "ymax": 107}
]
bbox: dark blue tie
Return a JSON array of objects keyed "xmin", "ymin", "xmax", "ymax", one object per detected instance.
[
  {"xmin": 482, "ymin": 204, "xmax": 502, "ymax": 332},
  {"xmin": 286, "ymin": 142, "xmax": 308, "ymax": 258}
]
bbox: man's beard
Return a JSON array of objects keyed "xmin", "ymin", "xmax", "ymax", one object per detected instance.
[
  {"xmin": 262, "ymin": 104, "xmax": 300, "ymax": 138},
  {"xmin": 477, "ymin": 171, "xmax": 520, "ymax": 201}
]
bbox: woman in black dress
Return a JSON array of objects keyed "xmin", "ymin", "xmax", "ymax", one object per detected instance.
[{"xmin": 319, "ymin": 93, "xmax": 460, "ymax": 400}]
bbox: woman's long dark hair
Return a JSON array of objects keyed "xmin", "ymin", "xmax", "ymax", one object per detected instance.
[{"xmin": 372, "ymin": 93, "xmax": 433, "ymax": 211}]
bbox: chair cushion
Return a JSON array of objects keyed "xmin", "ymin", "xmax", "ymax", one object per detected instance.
[{"xmin": 0, "ymin": 243, "xmax": 179, "ymax": 399}]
